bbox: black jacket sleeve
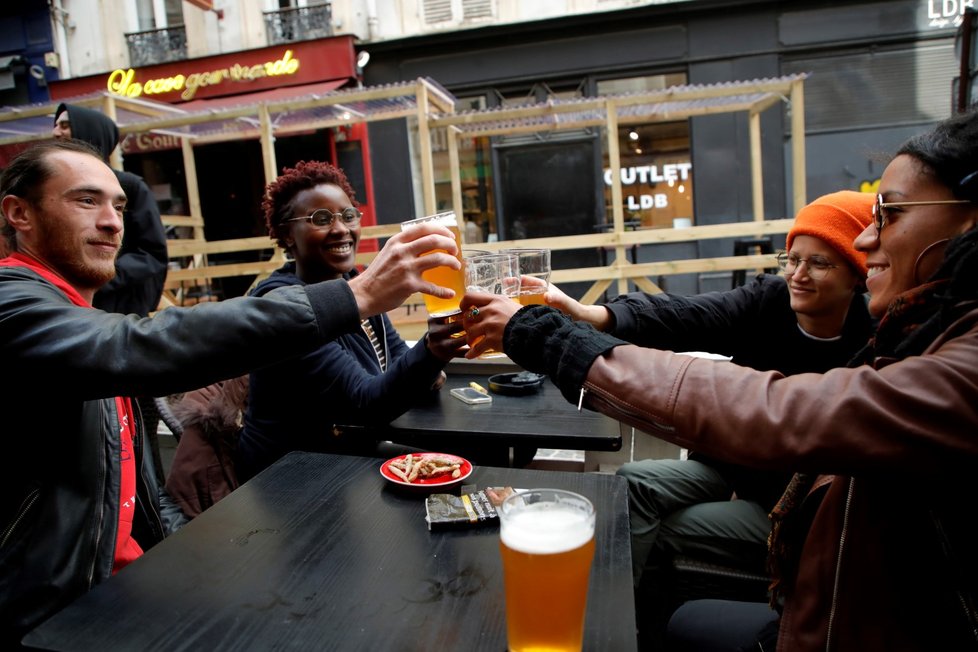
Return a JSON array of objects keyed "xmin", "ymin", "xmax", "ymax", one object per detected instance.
[
  {"xmin": 505, "ymin": 305, "xmax": 626, "ymax": 405},
  {"xmin": 0, "ymin": 267, "xmax": 361, "ymax": 399},
  {"xmin": 603, "ymin": 274, "xmax": 786, "ymax": 357}
]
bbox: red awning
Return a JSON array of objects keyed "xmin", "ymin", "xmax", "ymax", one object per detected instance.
[{"xmin": 176, "ymin": 79, "xmax": 350, "ymax": 113}]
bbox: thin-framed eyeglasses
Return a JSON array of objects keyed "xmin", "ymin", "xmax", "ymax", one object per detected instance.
[
  {"xmin": 873, "ymin": 194, "xmax": 971, "ymax": 236},
  {"xmin": 776, "ymin": 251, "xmax": 837, "ymax": 280},
  {"xmin": 287, "ymin": 207, "xmax": 362, "ymax": 228}
]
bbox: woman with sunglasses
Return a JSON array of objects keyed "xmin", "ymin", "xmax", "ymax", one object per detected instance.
[
  {"xmin": 234, "ymin": 161, "xmax": 467, "ymax": 481},
  {"xmin": 461, "ymin": 109, "xmax": 978, "ymax": 651}
]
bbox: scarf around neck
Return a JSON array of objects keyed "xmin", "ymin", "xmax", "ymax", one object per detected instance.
[{"xmin": 0, "ymin": 252, "xmax": 91, "ymax": 307}]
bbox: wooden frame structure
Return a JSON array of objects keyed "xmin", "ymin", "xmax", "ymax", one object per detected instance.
[
  {"xmin": 0, "ymin": 74, "xmax": 807, "ymax": 307},
  {"xmin": 0, "ymin": 78, "xmax": 457, "ymax": 306},
  {"xmin": 430, "ymin": 74, "xmax": 808, "ymax": 302}
]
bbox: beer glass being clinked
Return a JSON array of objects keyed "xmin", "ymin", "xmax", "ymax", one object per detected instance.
[{"xmin": 400, "ymin": 211, "xmax": 465, "ymax": 320}]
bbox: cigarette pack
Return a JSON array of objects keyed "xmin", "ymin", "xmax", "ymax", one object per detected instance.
[{"xmin": 425, "ymin": 491, "xmax": 499, "ymax": 531}]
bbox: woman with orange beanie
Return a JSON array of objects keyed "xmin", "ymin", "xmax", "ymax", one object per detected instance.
[{"xmin": 519, "ymin": 190, "xmax": 875, "ymax": 648}]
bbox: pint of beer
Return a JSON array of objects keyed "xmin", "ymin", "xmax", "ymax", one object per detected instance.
[
  {"xmin": 400, "ymin": 212, "xmax": 465, "ymax": 318},
  {"xmin": 498, "ymin": 489, "xmax": 596, "ymax": 652},
  {"xmin": 502, "ymin": 248, "xmax": 551, "ymax": 306},
  {"xmin": 464, "ymin": 253, "xmax": 520, "ymax": 358}
]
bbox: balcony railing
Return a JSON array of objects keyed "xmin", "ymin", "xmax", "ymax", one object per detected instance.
[
  {"xmin": 264, "ymin": 2, "xmax": 333, "ymax": 45},
  {"xmin": 125, "ymin": 25, "xmax": 188, "ymax": 67}
]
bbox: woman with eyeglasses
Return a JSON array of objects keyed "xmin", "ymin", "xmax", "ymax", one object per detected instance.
[
  {"xmin": 523, "ymin": 191, "xmax": 874, "ymax": 647},
  {"xmin": 461, "ymin": 109, "xmax": 978, "ymax": 651},
  {"xmin": 234, "ymin": 161, "xmax": 467, "ymax": 481}
]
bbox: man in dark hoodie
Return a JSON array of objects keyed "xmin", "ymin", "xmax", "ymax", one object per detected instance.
[{"xmin": 53, "ymin": 103, "xmax": 168, "ymax": 317}]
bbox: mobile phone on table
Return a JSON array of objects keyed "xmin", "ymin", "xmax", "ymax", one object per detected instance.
[{"xmin": 450, "ymin": 387, "xmax": 492, "ymax": 404}]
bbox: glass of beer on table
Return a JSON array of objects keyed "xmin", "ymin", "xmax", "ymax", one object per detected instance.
[
  {"xmin": 502, "ymin": 248, "xmax": 551, "ymax": 306},
  {"xmin": 498, "ymin": 489, "xmax": 596, "ymax": 652},
  {"xmin": 400, "ymin": 211, "xmax": 465, "ymax": 321}
]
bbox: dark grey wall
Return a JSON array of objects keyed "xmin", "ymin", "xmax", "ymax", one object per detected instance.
[
  {"xmin": 383, "ymin": 24, "xmax": 689, "ymax": 91},
  {"xmin": 367, "ymin": 119, "xmax": 415, "ymax": 226},
  {"xmin": 794, "ymin": 124, "xmax": 931, "ymax": 200}
]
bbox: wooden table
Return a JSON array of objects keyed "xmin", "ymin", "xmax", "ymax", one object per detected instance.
[
  {"xmin": 24, "ymin": 452, "xmax": 636, "ymax": 651},
  {"xmin": 341, "ymin": 371, "xmax": 624, "ymax": 454}
]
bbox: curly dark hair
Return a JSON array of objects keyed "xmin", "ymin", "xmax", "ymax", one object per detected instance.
[{"xmin": 263, "ymin": 160, "xmax": 358, "ymax": 251}]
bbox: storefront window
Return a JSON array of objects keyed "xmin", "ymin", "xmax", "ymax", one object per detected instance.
[
  {"xmin": 603, "ymin": 121, "xmax": 693, "ymax": 229},
  {"xmin": 433, "ymin": 94, "xmax": 496, "ymax": 243},
  {"xmin": 433, "ymin": 76, "xmax": 694, "ymax": 245},
  {"xmin": 596, "ymin": 73, "xmax": 693, "ymax": 229}
]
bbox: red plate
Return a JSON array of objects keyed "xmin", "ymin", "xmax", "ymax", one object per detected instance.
[{"xmin": 380, "ymin": 452, "xmax": 473, "ymax": 489}]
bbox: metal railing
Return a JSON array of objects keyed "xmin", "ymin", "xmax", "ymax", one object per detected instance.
[
  {"xmin": 125, "ymin": 25, "xmax": 188, "ymax": 67},
  {"xmin": 264, "ymin": 3, "xmax": 333, "ymax": 45}
]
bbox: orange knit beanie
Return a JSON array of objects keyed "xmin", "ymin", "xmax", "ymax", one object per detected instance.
[{"xmin": 786, "ymin": 190, "xmax": 874, "ymax": 278}]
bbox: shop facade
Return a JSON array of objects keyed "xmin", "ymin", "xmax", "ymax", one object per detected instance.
[
  {"xmin": 46, "ymin": 36, "xmax": 369, "ymax": 296},
  {"xmin": 361, "ymin": 0, "xmax": 965, "ymax": 293}
]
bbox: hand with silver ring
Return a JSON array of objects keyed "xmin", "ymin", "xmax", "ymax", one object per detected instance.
[{"xmin": 459, "ymin": 292, "xmax": 522, "ymax": 359}]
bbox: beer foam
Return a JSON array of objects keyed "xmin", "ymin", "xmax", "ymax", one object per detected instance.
[
  {"xmin": 401, "ymin": 211, "xmax": 457, "ymax": 229},
  {"xmin": 500, "ymin": 506, "xmax": 594, "ymax": 555}
]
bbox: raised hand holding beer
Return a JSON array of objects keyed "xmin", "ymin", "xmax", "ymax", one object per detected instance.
[
  {"xmin": 400, "ymin": 212, "xmax": 466, "ymax": 320},
  {"xmin": 348, "ymin": 220, "xmax": 459, "ymax": 319},
  {"xmin": 459, "ymin": 291, "xmax": 522, "ymax": 359},
  {"xmin": 498, "ymin": 489, "xmax": 596, "ymax": 652}
]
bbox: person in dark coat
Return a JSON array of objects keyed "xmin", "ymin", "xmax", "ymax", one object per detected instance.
[
  {"xmin": 236, "ymin": 160, "xmax": 468, "ymax": 481},
  {"xmin": 53, "ymin": 102, "xmax": 168, "ymax": 317},
  {"xmin": 54, "ymin": 103, "xmax": 173, "ymax": 478},
  {"xmin": 0, "ymin": 139, "xmax": 461, "ymax": 645},
  {"xmin": 532, "ymin": 191, "xmax": 875, "ymax": 647}
]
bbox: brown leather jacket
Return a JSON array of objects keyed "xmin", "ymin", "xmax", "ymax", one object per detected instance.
[{"xmin": 506, "ymin": 304, "xmax": 978, "ymax": 651}]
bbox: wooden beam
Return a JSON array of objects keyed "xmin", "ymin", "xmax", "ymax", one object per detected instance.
[
  {"xmin": 749, "ymin": 109, "xmax": 764, "ymax": 223},
  {"xmin": 790, "ymin": 79, "xmax": 807, "ymax": 214},
  {"xmin": 606, "ymin": 99, "xmax": 628, "ymax": 295},
  {"xmin": 550, "ymin": 253, "xmax": 777, "ymax": 283},
  {"xmin": 180, "ymin": 137, "xmax": 206, "ymax": 261},
  {"xmin": 579, "ymin": 279, "xmax": 613, "ymax": 305},
  {"xmin": 447, "ymin": 125, "xmax": 464, "ymax": 240},
  {"xmin": 167, "ymin": 236, "xmax": 276, "ymax": 257},
  {"xmin": 416, "ymin": 82, "xmax": 436, "ymax": 215},
  {"xmin": 161, "ymin": 214, "xmax": 204, "ymax": 228},
  {"xmin": 259, "ymin": 103, "xmax": 277, "ymax": 185}
]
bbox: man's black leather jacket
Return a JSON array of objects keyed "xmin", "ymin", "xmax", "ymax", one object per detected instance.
[{"xmin": 0, "ymin": 265, "xmax": 360, "ymax": 644}]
